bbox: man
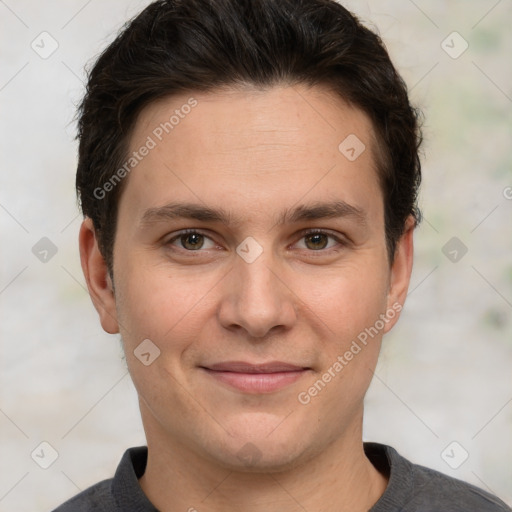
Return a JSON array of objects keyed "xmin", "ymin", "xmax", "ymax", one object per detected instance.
[{"xmin": 53, "ymin": 0, "xmax": 511, "ymax": 510}]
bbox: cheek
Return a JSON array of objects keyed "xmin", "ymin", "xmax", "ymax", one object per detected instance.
[
  {"xmin": 114, "ymin": 259, "xmax": 218, "ymax": 350},
  {"xmin": 299, "ymin": 262, "xmax": 390, "ymax": 343},
  {"xmin": 297, "ymin": 270, "xmax": 388, "ymax": 412}
]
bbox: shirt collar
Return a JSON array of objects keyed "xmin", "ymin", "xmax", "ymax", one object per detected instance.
[
  {"xmin": 111, "ymin": 446, "xmax": 158, "ymax": 511},
  {"xmin": 110, "ymin": 443, "xmax": 408, "ymax": 511}
]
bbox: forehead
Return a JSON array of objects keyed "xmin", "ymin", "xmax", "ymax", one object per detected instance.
[{"xmin": 118, "ymin": 85, "xmax": 383, "ymax": 228}]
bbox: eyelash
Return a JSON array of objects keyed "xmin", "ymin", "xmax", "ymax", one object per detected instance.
[{"xmin": 165, "ymin": 228, "xmax": 347, "ymax": 255}]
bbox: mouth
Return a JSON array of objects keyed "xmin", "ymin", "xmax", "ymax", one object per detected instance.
[{"xmin": 199, "ymin": 361, "xmax": 311, "ymax": 394}]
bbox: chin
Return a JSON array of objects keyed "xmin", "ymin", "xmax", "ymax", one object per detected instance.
[
  {"xmin": 213, "ymin": 442, "xmax": 310, "ymax": 474},
  {"xmin": 202, "ymin": 413, "xmax": 316, "ymax": 472}
]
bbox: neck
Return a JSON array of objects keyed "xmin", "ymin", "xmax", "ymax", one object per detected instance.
[{"xmin": 138, "ymin": 412, "xmax": 388, "ymax": 512}]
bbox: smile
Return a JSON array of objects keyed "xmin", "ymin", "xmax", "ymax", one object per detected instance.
[{"xmin": 200, "ymin": 361, "xmax": 310, "ymax": 393}]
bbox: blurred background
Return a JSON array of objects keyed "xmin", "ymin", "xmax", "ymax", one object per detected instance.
[{"xmin": 0, "ymin": 0, "xmax": 511, "ymax": 510}]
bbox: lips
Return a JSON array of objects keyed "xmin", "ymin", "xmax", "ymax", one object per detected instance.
[
  {"xmin": 200, "ymin": 361, "xmax": 310, "ymax": 393},
  {"xmin": 205, "ymin": 361, "xmax": 307, "ymax": 373}
]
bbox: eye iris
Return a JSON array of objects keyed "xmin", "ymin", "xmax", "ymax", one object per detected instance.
[
  {"xmin": 181, "ymin": 233, "xmax": 204, "ymax": 250},
  {"xmin": 177, "ymin": 233, "xmax": 331, "ymax": 251},
  {"xmin": 305, "ymin": 233, "xmax": 328, "ymax": 250}
]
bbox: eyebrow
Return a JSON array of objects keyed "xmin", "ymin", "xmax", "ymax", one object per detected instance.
[{"xmin": 140, "ymin": 200, "xmax": 367, "ymax": 228}]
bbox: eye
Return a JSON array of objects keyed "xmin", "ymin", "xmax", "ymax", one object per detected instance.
[
  {"xmin": 165, "ymin": 228, "xmax": 346, "ymax": 254},
  {"xmin": 166, "ymin": 229, "xmax": 217, "ymax": 251},
  {"xmin": 295, "ymin": 229, "xmax": 345, "ymax": 252}
]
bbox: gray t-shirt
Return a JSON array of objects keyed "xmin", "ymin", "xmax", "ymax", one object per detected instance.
[{"xmin": 52, "ymin": 443, "xmax": 511, "ymax": 511}]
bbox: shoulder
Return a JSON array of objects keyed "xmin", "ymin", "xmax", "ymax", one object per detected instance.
[
  {"xmin": 51, "ymin": 446, "xmax": 151, "ymax": 512},
  {"xmin": 366, "ymin": 443, "xmax": 511, "ymax": 512},
  {"xmin": 51, "ymin": 479, "xmax": 115, "ymax": 512},
  {"xmin": 408, "ymin": 462, "xmax": 511, "ymax": 511}
]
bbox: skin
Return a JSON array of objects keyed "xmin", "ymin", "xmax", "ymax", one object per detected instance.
[{"xmin": 80, "ymin": 84, "xmax": 415, "ymax": 512}]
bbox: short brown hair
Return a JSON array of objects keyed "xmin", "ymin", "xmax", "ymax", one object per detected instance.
[{"xmin": 76, "ymin": 0, "xmax": 422, "ymax": 275}]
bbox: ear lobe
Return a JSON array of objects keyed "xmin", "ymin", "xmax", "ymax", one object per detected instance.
[
  {"xmin": 383, "ymin": 215, "xmax": 415, "ymax": 333},
  {"xmin": 79, "ymin": 218, "xmax": 119, "ymax": 334}
]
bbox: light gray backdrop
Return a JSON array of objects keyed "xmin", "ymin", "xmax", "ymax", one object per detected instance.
[{"xmin": 1, "ymin": 1, "xmax": 511, "ymax": 510}]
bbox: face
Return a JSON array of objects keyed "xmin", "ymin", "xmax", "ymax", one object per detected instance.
[{"xmin": 81, "ymin": 85, "xmax": 413, "ymax": 471}]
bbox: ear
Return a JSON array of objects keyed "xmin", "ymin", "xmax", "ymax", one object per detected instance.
[
  {"xmin": 79, "ymin": 218, "xmax": 119, "ymax": 334},
  {"xmin": 383, "ymin": 215, "xmax": 415, "ymax": 333}
]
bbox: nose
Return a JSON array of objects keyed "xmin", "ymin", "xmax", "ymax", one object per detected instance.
[{"xmin": 217, "ymin": 250, "xmax": 298, "ymax": 340}]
